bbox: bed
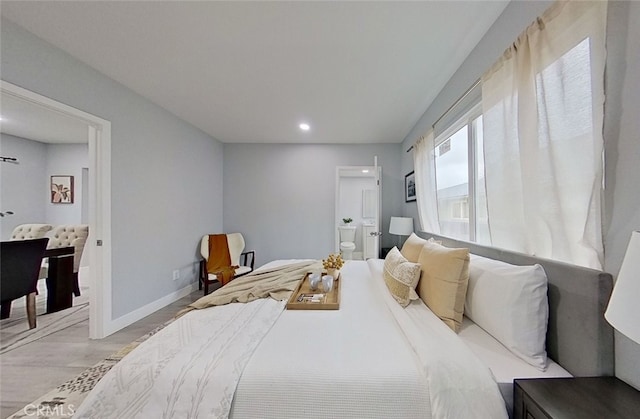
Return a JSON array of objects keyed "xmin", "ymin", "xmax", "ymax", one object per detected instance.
[{"xmin": 72, "ymin": 234, "xmax": 614, "ymax": 419}]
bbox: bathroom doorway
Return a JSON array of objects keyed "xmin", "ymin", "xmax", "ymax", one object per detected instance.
[{"xmin": 335, "ymin": 165, "xmax": 382, "ymax": 260}]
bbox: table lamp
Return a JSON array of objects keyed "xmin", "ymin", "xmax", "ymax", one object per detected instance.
[
  {"xmin": 389, "ymin": 216, "xmax": 414, "ymax": 248},
  {"xmin": 605, "ymin": 230, "xmax": 640, "ymax": 344}
]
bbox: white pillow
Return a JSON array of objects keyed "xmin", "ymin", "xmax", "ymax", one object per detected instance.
[{"xmin": 466, "ymin": 254, "xmax": 549, "ymax": 371}]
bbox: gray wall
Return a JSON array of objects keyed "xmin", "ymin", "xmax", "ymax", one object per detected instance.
[
  {"xmin": 0, "ymin": 133, "xmax": 48, "ymax": 238},
  {"xmin": 602, "ymin": 0, "xmax": 640, "ymax": 390},
  {"xmin": 399, "ymin": 1, "xmax": 640, "ymax": 389},
  {"xmin": 45, "ymin": 143, "xmax": 88, "ymax": 226},
  {"xmin": 1, "ymin": 135, "xmax": 88, "ymax": 237},
  {"xmin": 223, "ymin": 143, "xmax": 401, "ymax": 266},
  {"xmin": 1, "ymin": 18, "xmax": 224, "ymax": 318}
]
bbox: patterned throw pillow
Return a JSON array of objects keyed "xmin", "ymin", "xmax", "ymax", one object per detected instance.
[{"xmin": 383, "ymin": 247, "xmax": 422, "ymax": 307}]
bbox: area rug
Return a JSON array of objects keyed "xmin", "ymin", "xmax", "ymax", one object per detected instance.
[
  {"xmin": 0, "ymin": 283, "xmax": 90, "ymax": 354},
  {"xmin": 6, "ymin": 319, "xmax": 174, "ymax": 419}
]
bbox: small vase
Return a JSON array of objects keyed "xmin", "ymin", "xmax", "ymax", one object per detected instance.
[{"xmin": 327, "ymin": 268, "xmax": 340, "ymax": 280}]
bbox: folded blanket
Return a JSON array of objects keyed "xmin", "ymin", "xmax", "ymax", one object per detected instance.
[{"xmin": 180, "ymin": 260, "xmax": 321, "ymax": 316}]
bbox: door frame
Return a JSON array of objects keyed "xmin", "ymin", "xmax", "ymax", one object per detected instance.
[
  {"xmin": 1, "ymin": 80, "xmax": 112, "ymax": 339},
  {"xmin": 334, "ymin": 165, "xmax": 382, "ymax": 258}
]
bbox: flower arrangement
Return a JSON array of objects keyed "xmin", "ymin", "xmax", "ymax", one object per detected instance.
[
  {"xmin": 342, "ymin": 217, "xmax": 353, "ymax": 225},
  {"xmin": 322, "ymin": 253, "xmax": 344, "ymax": 270}
]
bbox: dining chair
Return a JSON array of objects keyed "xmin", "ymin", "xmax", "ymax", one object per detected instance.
[
  {"xmin": 0, "ymin": 238, "xmax": 49, "ymax": 329},
  {"xmin": 9, "ymin": 224, "xmax": 53, "ymax": 240}
]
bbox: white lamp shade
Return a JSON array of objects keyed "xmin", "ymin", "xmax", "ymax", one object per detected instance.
[
  {"xmin": 605, "ymin": 230, "xmax": 640, "ymax": 344},
  {"xmin": 389, "ymin": 217, "xmax": 414, "ymax": 236}
]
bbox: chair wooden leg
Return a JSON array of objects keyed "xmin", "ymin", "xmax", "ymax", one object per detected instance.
[
  {"xmin": 204, "ymin": 280, "xmax": 210, "ymax": 296},
  {"xmin": 26, "ymin": 292, "xmax": 37, "ymax": 329},
  {"xmin": 0, "ymin": 302, "xmax": 11, "ymax": 319},
  {"xmin": 73, "ymin": 272, "xmax": 81, "ymax": 297},
  {"xmin": 199, "ymin": 260, "xmax": 205, "ymax": 291}
]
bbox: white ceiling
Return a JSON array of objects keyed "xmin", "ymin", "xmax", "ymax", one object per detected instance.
[
  {"xmin": 1, "ymin": 1, "xmax": 509, "ymax": 144},
  {"xmin": 1, "ymin": 92, "xmax": 89, "ymax": 144}
]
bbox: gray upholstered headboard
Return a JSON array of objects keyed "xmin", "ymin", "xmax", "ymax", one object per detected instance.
[{"xmin": 422, "ymin": 233, "xmax": 614, "ymax": 377}]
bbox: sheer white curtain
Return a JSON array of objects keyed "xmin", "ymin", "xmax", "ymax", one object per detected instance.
[
  {"xmin": 481, "ymin": 0, "xmax": 607, "ymax": 269},
  {"xmin": 413, "ymin": 130, "xmax": 440, "ymax": 234}
]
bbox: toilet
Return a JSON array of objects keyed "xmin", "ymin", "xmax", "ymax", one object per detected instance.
[{"xmin": 338, "ymin": 226, "xmax": 357, "ymax": 260}]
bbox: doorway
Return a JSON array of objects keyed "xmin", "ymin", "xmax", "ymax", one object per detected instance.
[
  {"xmin": 1, "ymin": 80, "xmax": 112, "ymax": 339},
  {"xmin": 335, "ymin": 165, "xmax": 382, "ymax": 260}
]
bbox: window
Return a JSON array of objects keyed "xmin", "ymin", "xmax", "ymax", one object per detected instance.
[
  {"xmin": 419, "ymin": 1, "xmax": 606, "ymax": 268},
  {"xmin": 434, "ymin": 107, "xmax": 483, "ymax": 242}
]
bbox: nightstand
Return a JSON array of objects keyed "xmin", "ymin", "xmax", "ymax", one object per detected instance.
[
  {"xmin": 514, "ymin": 377, "xmax": 640, "ymax": 419},
  {"xmin": 380, "ymin": 247, "xmax": 392, "ymax": 258}
]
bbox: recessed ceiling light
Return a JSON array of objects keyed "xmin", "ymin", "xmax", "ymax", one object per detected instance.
[
  {"xmin": 362, "ymin": 170, "xmax": 369, "ymax": 173},
  {"xmin": 299, "ymin": 123, "xmax": 310, "ymax": 131}
]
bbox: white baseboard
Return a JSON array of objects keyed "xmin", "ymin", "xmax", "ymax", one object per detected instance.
[{"xmin": 104, "ymin": 282, "xmax": 199, "ymax": 336}]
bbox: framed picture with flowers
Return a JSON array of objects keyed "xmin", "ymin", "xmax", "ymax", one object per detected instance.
[{"xmin": 51, "ymin": 175, "xmax": 74, "ymax": 203}]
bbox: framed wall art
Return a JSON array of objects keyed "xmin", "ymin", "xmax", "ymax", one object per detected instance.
[
  {"xmin": 405, "ymin": 171, "xmax": 416, "ymax": 202},
  {"xmin": 51, "ymin": 175, "xmax": 74, "ymax": 204}
]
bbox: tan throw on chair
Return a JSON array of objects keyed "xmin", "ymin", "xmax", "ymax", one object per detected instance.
[
  {"xmin": 200, "ymin": 233, "xmax": 255, "ymax": 295},
  {"xmin": 207, "ymin": 234, "xmax": 237, "ymax": 286}
]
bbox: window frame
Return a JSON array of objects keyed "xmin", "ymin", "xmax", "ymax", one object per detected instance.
[{"xmin": 433, "ymin": 103, "xmax": 483, "ymax": 242}]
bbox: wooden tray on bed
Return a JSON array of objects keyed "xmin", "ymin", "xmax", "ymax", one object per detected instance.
[{"xmin": 286, "ymin": 272, "xmax": 341, "ymax": 310}]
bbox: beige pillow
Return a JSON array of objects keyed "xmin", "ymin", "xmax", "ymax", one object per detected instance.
[
  {"xmin": 383, "ymin": 247, "xmax": 421, "ymax": 307},
  {"xmin": 416, "ymin": 241, "xmax": 470, "ymax": 332},
  {"xmin": 400, "ymin": 233, "xmax": 428, "ymax": 262}
]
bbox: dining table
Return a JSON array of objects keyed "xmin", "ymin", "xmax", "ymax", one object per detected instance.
[{"xmin": 43, "ymin": 246, "xmax": 75, "ymax": 313}]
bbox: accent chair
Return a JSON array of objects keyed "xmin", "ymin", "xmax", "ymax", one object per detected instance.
[{"xmin": 199, "ymin": 233, "xmax": 255, "ymax": 295}]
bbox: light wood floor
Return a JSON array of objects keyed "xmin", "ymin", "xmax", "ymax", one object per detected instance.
[{"xmin": 0, "ymin": 290, "xmax": 202, "ymax": 418}]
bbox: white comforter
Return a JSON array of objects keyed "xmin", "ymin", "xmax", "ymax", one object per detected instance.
[{"xmin": 74, "ymin": 260, "xmax": 507, "ymax": 419}]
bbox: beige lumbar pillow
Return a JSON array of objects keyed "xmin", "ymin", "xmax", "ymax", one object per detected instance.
[
  {"xmin": 383, "ymin": 247, "xmax": 421, "ymax": 307},
  {"xmin": 400, "ymin": 233, "xmax": 428, "ymax": 263},
  {"xmin": 416, "ymin": 241, "xmax": 470, "ymax": 332}
]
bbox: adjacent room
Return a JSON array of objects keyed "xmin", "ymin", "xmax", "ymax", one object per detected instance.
[
  {"xmin": 1, "ymin": 1, "xmax": 638, "ymax": 418},
  {"xmin": 1, "ymin": 94, "xmax": 91, "ymax": 350}
]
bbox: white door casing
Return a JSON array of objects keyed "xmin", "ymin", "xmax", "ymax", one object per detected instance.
[
  {"xmin": 1, "ymin": 80, "xmax": 112, "ymax": 339},
  {"xmin": 335, "ymin": 164, "xmax": 382, "ymax": 259}
]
